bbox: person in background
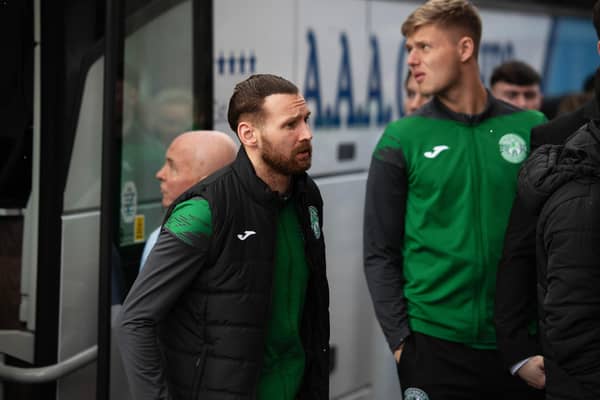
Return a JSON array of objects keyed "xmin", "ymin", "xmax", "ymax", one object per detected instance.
[
  {"xmin": 139, "ymin": 130, "xmax": 238, "ymax": 269},
  {"xmin": 119, "ymin": 67, "xmax": 166, "ymax": 245},
  {"xmin": 495, "ymin": 1, "xmax": 600, "ymax": 393},
  {"xmin": 117, "ymin": 74, "xmax": 330, "ymax": 400},
  {"xmin": 516, "ymin": 68, "xmax": 600, "ymax": 399},
  {"xmin": 403, "ymin": 70, "xmax": 432, "ymax": 115},
  {"xmin": 363, "ymin": 1, "xmax": 546, "ymax": 399},
  {"xmin": 146, "ymin": 88, "xmax": 195, "ymax": 147},
  {"xmin": 490, "ymin": 60, "xmax": 543, "ymax": 111}
]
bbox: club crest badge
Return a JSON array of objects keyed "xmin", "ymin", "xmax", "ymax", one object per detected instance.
[
  {"xmin": 308, "ymin": 205, "xmax": 321, "ymax": 239},
  {"xmin": 404, "ymin": 387, "xmax": 430, "ymax": 400},
  {"xmin": 499, "ymin": 133, "xmax": 527, "ymax": 164}
]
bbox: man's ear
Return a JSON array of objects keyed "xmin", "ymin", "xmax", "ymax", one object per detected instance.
[
  {"xmin": 237, "ymin": 121, "xmax": 257, "ymax": 147},
  {"xmin": 458, "ymin": 36, "xmax": 475, "ymax": 63}
]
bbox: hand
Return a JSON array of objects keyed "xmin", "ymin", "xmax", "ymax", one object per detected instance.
[
  {"xmin": 394, "ymin": 342, "xmax": 405, "ymax": 364},
  {"xmin": 516, "ymin": 355, "xmax": 545, "ymax": 389}
]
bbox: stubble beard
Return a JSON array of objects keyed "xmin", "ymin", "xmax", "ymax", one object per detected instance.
[{"xmin": 261, "ymin": 138, "xmax": 312, "ymax": 176}]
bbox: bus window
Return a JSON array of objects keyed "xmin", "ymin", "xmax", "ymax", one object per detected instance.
[{"xmin": 119, "ymin": 0, "xmax": 194, "ymax": 248}]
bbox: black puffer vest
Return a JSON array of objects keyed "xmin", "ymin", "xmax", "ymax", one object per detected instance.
[{"xmin": 158, "ymin": 148, "xmax": 330, "ymax": 400}]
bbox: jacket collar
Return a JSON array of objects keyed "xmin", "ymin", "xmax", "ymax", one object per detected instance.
[
  {"xmin": 428, "ymin": 90, "xmax": 497, "ymax": 125},
  {"xmin": 231, "ymin": 146, "xmax": 308, "ymax": 207}
]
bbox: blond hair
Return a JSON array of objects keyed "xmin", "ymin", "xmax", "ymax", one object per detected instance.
[{"xmin": 401, "ymin": 0, "xmax": 482, "ymax": 55}]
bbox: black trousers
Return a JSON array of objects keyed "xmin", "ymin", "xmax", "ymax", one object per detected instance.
[{"xmin": 396, "ymin": 332, "xmax": 544, "ymax": 400}]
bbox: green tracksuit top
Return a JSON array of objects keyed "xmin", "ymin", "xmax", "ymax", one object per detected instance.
[{"xmin": 364, "ymin": 95, "xmax": 547, "ymax": 350}]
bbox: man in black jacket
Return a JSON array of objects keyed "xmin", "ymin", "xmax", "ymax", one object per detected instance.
[
  {"xmin": 517, "ymin": 80, "xmax": 600, "ymax": 397},
  {"xmin": 494, "ymin": 0, "xmax": 600, "ymax": 392},
  {"xmin": 116, "ymin": 74, "xmax": 330, "ymax": 400}
]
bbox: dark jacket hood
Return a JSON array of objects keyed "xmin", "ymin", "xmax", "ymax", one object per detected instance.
[{"xmin": 518, "ymin": 119, "xmax": 600, "ymax": 214}]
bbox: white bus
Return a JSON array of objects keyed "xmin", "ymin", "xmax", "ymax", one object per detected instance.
[{"xmin": 0, "ymin": 0, "xmax": 596, "ymax": 399}]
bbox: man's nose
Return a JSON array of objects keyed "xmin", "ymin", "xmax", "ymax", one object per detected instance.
[
  {"xmin": 408, "ymin": 100, "xmax": 418, "ymax": 114},
  {"xmin": 156, "ymin": 165, "xmax": 166, "ymax": 181},
  {"xmin": 300, "ymin": 121, "xmax": 313, "ymax": 141},
  {"xmin": 515, "ymin": 95, "xmax": 527, "ymax": 109},
  {"xmin": 407, "ymin": 51, "xmax": 419, "ymax": 66}
]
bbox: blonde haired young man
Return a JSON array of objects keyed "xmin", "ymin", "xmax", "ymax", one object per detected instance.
[{"xmin": 364, "ymin": 1, "xmax": 546, "ymax": 398}]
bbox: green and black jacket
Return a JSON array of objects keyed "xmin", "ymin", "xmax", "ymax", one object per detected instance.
[
  {"xmin": 364, "ymin": 94, "xmax": 546, "ymax": 352},
  {"xmin": 117, "ymin": 147, "xmax": 329, "ymax": 400}
]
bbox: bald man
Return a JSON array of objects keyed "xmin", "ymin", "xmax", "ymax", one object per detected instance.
[{"xmin": 140, "ymin": 130, "xmax": 238, "ymax": 269}]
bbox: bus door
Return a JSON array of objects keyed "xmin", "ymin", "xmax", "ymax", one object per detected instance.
[{"xmin": 0, "ymin": 1, "xmax": 212, "ymax": 399}]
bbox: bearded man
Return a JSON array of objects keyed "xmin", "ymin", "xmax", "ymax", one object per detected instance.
[{"xmin": 117, "ymin": 74, "xmax": 330, "ymax": 400}]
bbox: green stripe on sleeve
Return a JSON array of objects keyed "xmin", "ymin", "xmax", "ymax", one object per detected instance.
[{"xmin": 164, "ymin": 198, "xmax": 212, "ymax": 246}]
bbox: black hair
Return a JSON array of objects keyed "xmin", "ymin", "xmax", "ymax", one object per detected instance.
[
  {"xmin": 227, "ymin": 74, "xmax": 298, "ymax": 133},
  {"xmin": 490, "ymin": 60, "xmax": 541, "ymax": 87}
]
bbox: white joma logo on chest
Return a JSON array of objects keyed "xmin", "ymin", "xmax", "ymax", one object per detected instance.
[
  {"xmin": 237, "ymin": 230, "xmax": 256, "ymax": 240},
  {"xmin": 424, "ymin": 145, "xmax": 449, "ymax": 158}
]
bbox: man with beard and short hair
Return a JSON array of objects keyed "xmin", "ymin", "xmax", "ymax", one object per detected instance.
[{"xmin": 117, "ymin": 74, "xmax": 330, "ymax": 400}]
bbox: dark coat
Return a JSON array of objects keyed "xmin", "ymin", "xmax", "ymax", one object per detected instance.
[
  {"xmin": 495, "ymin": 99, "xmax": 600, "ymax": 370},
  {"xmin": 518, "ymin": 121, "xmax": 600, "ymax": 399}
]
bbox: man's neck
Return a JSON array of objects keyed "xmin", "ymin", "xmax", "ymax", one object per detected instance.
[
  {"xmin": 437, "ymin": 67, "xmax": 488, "ymax": 116},
  {"xmin": 247, "ymin": 151, "xmax": 291, "ymax": 194}
]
